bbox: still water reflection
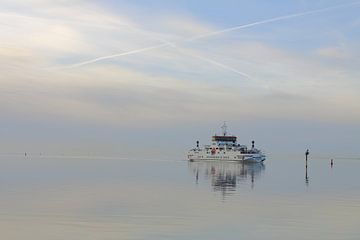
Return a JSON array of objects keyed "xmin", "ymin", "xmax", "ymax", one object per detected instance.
[
  {"xmin": 189, "ymin": 161, "xmax": 265, "ymax": 195},
  {"xmin": 0, "ymin": 155, "xmax": 359, "ymax": 240}
]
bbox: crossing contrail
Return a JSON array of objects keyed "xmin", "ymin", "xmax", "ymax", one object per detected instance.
[
  {"xmin": 68, "ymin": 29, "xmax": 252, "ymax": 78},
  {"xmin": 67, "ymin": 43, "xmax": 171, "ymax": 68},
  {"xmin": 184, "ymin": 51, "xmax": 251, "ymax": 79},
  {"xmin": 64, "ymin": 1, "xmax": 360, "ymax": 69},
  {"xmin": 186, "ymin": 1, "xmax": 360, "ymax": 41},
  {"xmin": 172, "ymin": 46, "xmax": 252, "ymax": 79},
  {"xmin": 63, "ymin": 26, "xmax": 177, "ymax": 69}
]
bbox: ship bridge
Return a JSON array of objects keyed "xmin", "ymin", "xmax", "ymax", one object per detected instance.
[
  {"xmin": 212, "ymin": 135, "xmax": 237, "ymax": 143},
  {"xmin": 212, "ymin": 122, "xmax": 237, "ymax": 143}
]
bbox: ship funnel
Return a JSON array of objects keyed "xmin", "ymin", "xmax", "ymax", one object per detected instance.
[
  {"xmin": 252, "ymin": 140, "xmax": 255, "ymax": 149},
  {"xmin": 196, "ymin": 141, "xmax": 199, "ymax": 148}
]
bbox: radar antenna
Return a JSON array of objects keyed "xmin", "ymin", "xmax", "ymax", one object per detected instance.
[{"xmin": 221, "ymin": 122, "xmax": 228, "ymax": 136}]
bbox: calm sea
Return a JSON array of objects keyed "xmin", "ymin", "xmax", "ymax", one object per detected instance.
[{"xmin": 0, "ymin": 154, "xmax": 359, "ymax": 239}]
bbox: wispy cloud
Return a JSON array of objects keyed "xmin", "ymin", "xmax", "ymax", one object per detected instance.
[
  {"xmin": 0, "ymin": 0, "xmax": 359, "ymax": 128},
  {"xmin": 63, "ymin": 1, "xmax": 360, "ymax": 68},
  {"xmin": 316, "ymin": 47, "xmax": 350, "ymax": 59}
]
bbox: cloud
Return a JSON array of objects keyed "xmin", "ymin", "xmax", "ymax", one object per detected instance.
[
  {"xmin": 150, "ymin": 15, "xmax": 215, "ymax": 38},
  {"xmin": 0, "ymin": 0, "xmax": 359, "ymax": 129},
  {"xmin": 316, "ymin": 47, "xmax": 350, "ymax": 59},
  {"xmin": 1, "ymin": 54, "xmax": 359, "ymax": 128}
]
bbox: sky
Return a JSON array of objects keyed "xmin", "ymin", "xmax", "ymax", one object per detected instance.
[{"xmin": 0, "ymin": 0, "xmax": 359, "ymax": 157}]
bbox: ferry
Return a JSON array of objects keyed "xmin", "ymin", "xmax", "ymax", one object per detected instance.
[{"xmin": 187, "ymin": 123, "xmax": 265, "ymax": 162}]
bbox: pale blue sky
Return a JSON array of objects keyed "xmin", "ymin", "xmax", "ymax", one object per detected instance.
[{"xmin": 0, "ymin": 0, "xmax": 359, "ymax": 157}]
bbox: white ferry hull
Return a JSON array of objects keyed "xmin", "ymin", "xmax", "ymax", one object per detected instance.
[{"xmin": 188, "ymin": 153, "xmax": 265, "ymax": 163}]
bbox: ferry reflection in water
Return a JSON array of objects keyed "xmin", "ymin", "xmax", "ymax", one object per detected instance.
[{"xmin": 189, "ymin": 161, "xmax": 265, "ymax": 195}]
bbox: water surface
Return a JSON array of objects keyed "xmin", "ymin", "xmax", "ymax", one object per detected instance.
[{"xmin": 0, "ymin": 154, "xmax": 359, "ymax": 239}]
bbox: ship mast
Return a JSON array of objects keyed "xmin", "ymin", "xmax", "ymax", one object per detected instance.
[{"xmin": 221, "ymin": 122, "xmax": 228, "ymax": 136}]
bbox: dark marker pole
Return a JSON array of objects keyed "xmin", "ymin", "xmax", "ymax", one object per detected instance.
[
  {"xmin": 305, "ymin": 149, "xmax": 309, "ymax": 169},
  {"xmin": 305, "ymin": 149, "xmax": 309, "ymax": 186},
  {"xmin": 196, "ymin": 170, "xmax": 199, "ymax": 184}
]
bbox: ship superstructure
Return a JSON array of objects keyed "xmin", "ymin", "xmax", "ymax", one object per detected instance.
[{"xmin": 187, "ymin": 123, "xmax": 265, "ymax": 162}]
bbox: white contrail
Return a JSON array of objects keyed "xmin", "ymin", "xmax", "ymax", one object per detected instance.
[
  {"xmin": 186, "ymin": 1, "xmax": 360, "ymax": 41},
  {"xmin": 66, "ymin": 43, "xmax": 171, "ymax": 69},
  {"xmin": 63, "ymin": 27, "xmax": 177, "ymax": 69},
  {"xmin": 122, "ymin": 28, "xmax": 253, "ymax": 78},
  {"xmin": 64, "ymin": 1, "xmax": 360, "ymax": 68},
  {"xmin": 181, "ymin": 50, "xmax": 251, "ymax": 79},
  {"xmin": 194, "ymin": 54, "xmax": 252, "ymax": 79}
]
